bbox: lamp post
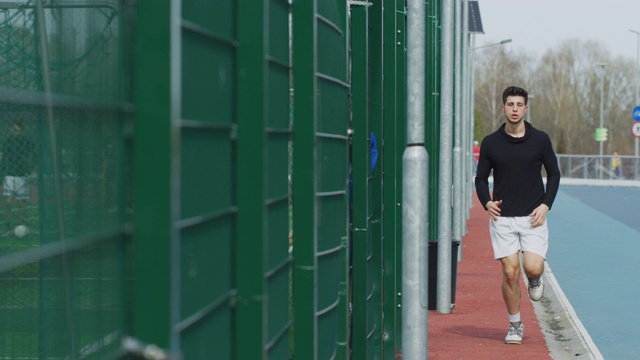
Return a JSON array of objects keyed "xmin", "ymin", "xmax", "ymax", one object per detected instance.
[
  {"xmin": 597, "ymin": 63, "xmax": 608, "ymax": 179},
  {"xmin": 466, "ymin": 36, "xmax": 512, "ymax": 210},
  {"xmin": 472, "ymin": 38, "xmax": 512, "ymax": 51},
  {"xmin": 630, "ymin": 29, "xmax": 640, "ymax": 180},
  {"xmin": 468, "ymin": 38, "xmax": 513, "ymax": 149},
  {"xmin": 466, "ymin": 37, "xmax": 512, "ymax": 205},
  {"xmin": 469, "ymin": 38, "xmax": 513, "ymax": 134}
]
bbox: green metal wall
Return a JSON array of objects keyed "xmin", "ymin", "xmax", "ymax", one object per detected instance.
[
  {"xmin": 427, "ymin": 0, "xmax": 443, "ymax": 241},
  {"xmin": 381, "ymin": 2, "xmax": 408, "ymax": 358},
  {"xmin": 0, "ymin": 0, "xmax": 450, "ymax": 358},
  {"xmin": 0, "ymin": 1, "xmax": 132, "ymax": 359},
  {"xmin": 132, "ymin": 0, "xmax": 438, "ymax": 357},
  {"xmin": 292, "ymin": 0, "xmax": 350, "ymax": 359},
  {"xmin": 350, "ymin": 3, "xmax": 374, "ymax": 358},
  {"xmin": 350, "ymin": 1, "xmax": 408, "ymax": 358},
  {"xmin": 366, "ymin": 1, "xmax": 385, "ymax": 357},
  {"xmin": 134, "ymin": 0, "xmax": 292, "ymax": 358},
  {"xmin": 236, "ymin": 1, "xmax": 293, "ymax": 359}
]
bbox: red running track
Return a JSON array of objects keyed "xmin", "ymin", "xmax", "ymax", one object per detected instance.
[{"xmin": 426, "ymin": 193, "xmax": 552, "ymax": 360}]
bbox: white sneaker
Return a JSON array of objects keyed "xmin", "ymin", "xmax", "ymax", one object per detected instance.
[
  {"xmin": 505, "ymin": 322, "xmax": 524, "ymax": 344},
  {"xmin": 528, "ymin": 277, "xmax": 544, "ymax": 301}
]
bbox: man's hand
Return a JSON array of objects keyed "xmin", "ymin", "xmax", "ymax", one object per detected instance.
[
  {"xmin": 485, "ymin": 200, "xmax": 503, "ymax": 221},
  {"xmin": 529, "ymin": 204, "xmax": 549, "ymax": 227}
]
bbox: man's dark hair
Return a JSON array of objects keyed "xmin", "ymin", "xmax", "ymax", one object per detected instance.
[{"xmin": 502, "ymin": 86, "xmax": 528, "ymax": 105}]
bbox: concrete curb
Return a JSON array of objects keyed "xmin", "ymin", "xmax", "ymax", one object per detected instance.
[{"xmin": 531, "ymin": 264, "xmax": 604, "ymax": 360}]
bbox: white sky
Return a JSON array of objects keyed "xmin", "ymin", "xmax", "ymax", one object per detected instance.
[{"xmin": 476, "ymin": 0, "xmax": 640, "ymax": 61}]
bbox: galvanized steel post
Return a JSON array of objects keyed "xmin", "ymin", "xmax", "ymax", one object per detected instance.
[
  {"xmin": 631, "ymin": 29, "xmax": 640, "ymax": 179},
  {"xmin": 402, "ymin": 0, "xmax": 429, "ymax": 357},
  {"xmin": 598, "ymin": 63, "xmax": 606, "ymax": 179},
  {"xmin": 470, "ymin": 36, "xmax": 477, "ymax": 188},
  {"xmin": 461, "ymin": 0, "xmax": 470, "ymax": 246},
  {"xmin": 437, "ymin": 0, "xmax": 454, "ymax": 314},
  {"xmin": 453, "ymin": 0, "xmax": 463, "ymax": 257}
]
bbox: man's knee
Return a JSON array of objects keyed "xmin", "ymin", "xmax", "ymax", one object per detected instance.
[
  {"xmin": 522, "ymin": 252, "xmax": 545, "ymax": 277},
  {"xmin": 502, "ymin": 263, "xmax": 521, "ymax": 286},
  {"xmin": 523, "ymin": 265, "xmax": 543, "ymax": 279}
]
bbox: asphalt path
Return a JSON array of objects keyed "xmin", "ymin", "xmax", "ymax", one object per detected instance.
[{"xmin": 546, "ymin": 185, "xmax": 640, "ymax": 359}]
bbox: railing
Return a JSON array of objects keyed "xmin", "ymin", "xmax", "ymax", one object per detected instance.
[{"xmin": 556, "ymin": 154, "xmax": 640, "ymax": 181}]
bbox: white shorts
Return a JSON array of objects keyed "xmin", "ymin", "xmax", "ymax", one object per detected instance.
[
  {"xmin": 3, "ymin": 176, "xmax": 29, "ymax": 200},
  {"xmin": 489, "ymin": 216, "xmax": 548, "ymax": 260}
]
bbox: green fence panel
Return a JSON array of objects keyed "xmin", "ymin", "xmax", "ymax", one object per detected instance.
[
  {"xmin": 292, "ymin": 1, "xmax": 318, "ymax": 357},
  {"xmin": 134, "ymin": 0, "xmax": 238, "ymax": 356},
  {"xmin": 132, "ymin": 0, "xmax": 172, "ymax": 353},
  {"xmin": 292, "ymin": 0, "xmax": 349, "ymax": 359},
  {"xmin": 180, "ymin": 1, "xmax": 236, "ymax": 358},
  {"xmin": 427, "ymin": 0, "xmax": 442, "ymax": 241},
  {"xmin": 349, "ymin": 3, "xmax": 370, "ymax": 359},
  {"xmin": 366, "ymin": 1, "xmax": 385, "ymax": 357},
  {"xmin": 381, "ymin": 2, "xmax": 407, "ymax": 357},
  {"xmin": 135, "ymin": 1, "xmax": 293, "ymax": 358},
  {"xmin": 237, "ymin": 0, "xmax": 292, "ymax": 359},
  {"xmin": 263, "ymin": 2, "xmax": 292, "ymax": 358},
  {"xmin": 0, "ymin": 1, "xmax": 132, "ymax": 359},
  {"xmin": 316, "ymin": 2, "xmax": 349, "ymax": 359}
]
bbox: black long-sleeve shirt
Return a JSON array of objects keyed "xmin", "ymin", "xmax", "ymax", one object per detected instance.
[{"xmin": 475, "ymin": 121, "xmax": 561, "ymax": 216}]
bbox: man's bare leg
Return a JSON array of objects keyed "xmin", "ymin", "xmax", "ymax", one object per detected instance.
[
  {"xmin": 523, "ymin": 251, "xmax": 545, "ymax": 301},
  {"xmin": 500, "ymin": 252, "xmax": 522, "ymax": 315}
]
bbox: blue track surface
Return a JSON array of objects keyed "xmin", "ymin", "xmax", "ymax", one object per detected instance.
[{"xmin": 548, "ymin": 186, "xmax": 640, "ymax": 359}]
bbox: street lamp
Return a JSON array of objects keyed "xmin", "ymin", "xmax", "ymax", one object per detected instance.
[
  {"xmin": 630, "ymin": 29, "xmax": 640, "ymax": 179},
  {"xmin": 472, "ymin": 38, "xmax": 512, "ymax": 51},
  {"xmin": 470, "ymin": 38, "xmax": 512, "ymax": 131},
  {"xmin": 467, "ymin": 37, "xmax": 513, "ymax": 186},
  {"xmin": 597, "ymin": 63, "xmax": 608, "ymax": 179}
]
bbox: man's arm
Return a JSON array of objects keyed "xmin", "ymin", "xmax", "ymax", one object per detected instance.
[
  {"xmin": 474, "ymin": 140, "xmax": 493, "ymax": 208},
  {"xmin": 542, "ymin": 135, "xmax": 561, "ymax": 209}
]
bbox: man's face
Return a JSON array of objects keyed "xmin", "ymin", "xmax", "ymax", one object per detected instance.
[{"xmin": 502, "ymin": 95, "xmax": 528, "ymax": 124}]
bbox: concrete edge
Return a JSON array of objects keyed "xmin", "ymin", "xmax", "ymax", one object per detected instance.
[{"xmin": 530, "ymin": 263, "xmax": 604, "ymax": 360}]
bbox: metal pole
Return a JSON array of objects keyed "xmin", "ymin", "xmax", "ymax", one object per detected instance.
[
  {"xmin": 631, "ymin": 29, "xmax": 640, "ymax": 180},
  {"xmin": 470, "ymin": 35, "xmax": 477, "ymax": 176},
  {"xmin": 636, "ymin": 33, "xmax": 639, "ymax": 180},
  {"xmin": 437, "ymin": 0, "xmax": 454, "ymax": 314},
  {"xmin": 598, "ymin": 64, "xmax": 606, "ymax": 179},
  {"xmin": 452, "ymin": 0, "xmax": 462, "ymax": 258},
  {"xmin": 461, "ymin": 0, "xmax": 470, "ymax": 247},
  {"xmin": 402, "ymin": 0, "xmax": 429, "ymax": 357}
]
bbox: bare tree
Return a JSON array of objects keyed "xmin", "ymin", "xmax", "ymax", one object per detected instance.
[
  {"xmin": 474, "ymin": 47, "xmax": 530, "ymax": 134},
  {"xmin": 474, "ymin": 38, "xmax": 638, "ymax": 155}
]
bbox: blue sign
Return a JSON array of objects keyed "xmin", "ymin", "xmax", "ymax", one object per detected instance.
[{"xmin": 633, "ymin": 106, "xmax": 640, "ymax": 121}]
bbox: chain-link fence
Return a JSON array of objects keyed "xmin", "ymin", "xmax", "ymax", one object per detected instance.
[
  {"xmin": 0, "ymin": 1, "xmax": 131, "ymax": 358},
  {"xmin": 557, "ymin": 154, "xmax": 640, "ymax": 181}
]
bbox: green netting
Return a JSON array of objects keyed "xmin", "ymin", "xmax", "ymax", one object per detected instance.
[{"xmin": 0, "ymin": 1, "xmax": 130, "ymax": 359}]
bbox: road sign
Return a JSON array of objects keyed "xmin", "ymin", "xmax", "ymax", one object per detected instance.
[
  {"xmin": 633, "ymin": 106, "xmax": 640, "ymax": 122},
  {"xmin": 633, "ymin": 123, "xmax": 640, "ymax": 138},
  {"xmin": 595, "ymin": 127, "xmax": 608, "ymax": 141}
]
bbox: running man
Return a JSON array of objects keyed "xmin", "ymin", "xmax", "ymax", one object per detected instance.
[{"xmin": 475, "ymin": 86, "xmax": 561, "ymax": 345}]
